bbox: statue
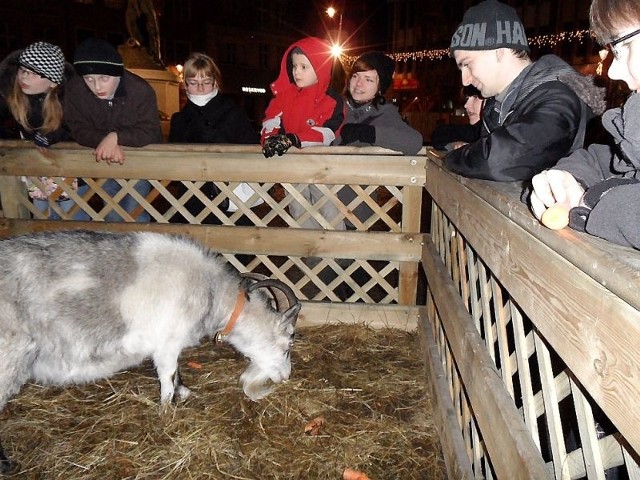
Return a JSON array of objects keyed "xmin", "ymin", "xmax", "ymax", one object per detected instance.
[{"xmin": 125, "ymin": 0, "xmax": 162, "ymax": 66}]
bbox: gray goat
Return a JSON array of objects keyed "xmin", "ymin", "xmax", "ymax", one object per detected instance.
[{"xmin": 0, "ymin": 230, "xmax": 300, "ymax": 474}]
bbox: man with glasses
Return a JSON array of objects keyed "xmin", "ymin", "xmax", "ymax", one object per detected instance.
[
  {"xmin": 530, "ymin": 0, "xmax": 640, "ymax": 250},
  {"xmin": 445, "ymin": 0, "xmax": 606, "ymax": 182}
]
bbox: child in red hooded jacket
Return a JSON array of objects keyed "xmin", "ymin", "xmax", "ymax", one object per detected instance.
[
  {"xmin": 261, "ymin": 37, "xmax": 345, "ymax": 230},
  {"xmin": 261, "ymin": 37, "xmax": 343, "ymax": 157}
]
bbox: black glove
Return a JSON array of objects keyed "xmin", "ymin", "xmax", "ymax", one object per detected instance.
[
  {"xmin": 339, "ymin": 123, "xmax": 376, "ymax": 145},
  {"xmin": 569, "ymin": 177, "xmax": 640, "ymax": 232},
  {"xmin": 262, "ymin": 133, "xmax": 301, "ymax": 158},
  {"xmin": 33, "ymin": 132, "xmax": 50, "ymax": 149}
]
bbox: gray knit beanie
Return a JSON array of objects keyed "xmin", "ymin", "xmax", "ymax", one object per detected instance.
[
  {"xmin": 18, "ymin": 42, "xmax": 65, "ymax": 84},
  {"xmin": 450, "ymin": 0, "xmax": 529, "ymax": 53}
]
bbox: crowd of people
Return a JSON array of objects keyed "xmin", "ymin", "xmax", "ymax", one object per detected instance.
[{"xmin": 1, "ymin": 0, "xmax": 639, "ymax": 251}]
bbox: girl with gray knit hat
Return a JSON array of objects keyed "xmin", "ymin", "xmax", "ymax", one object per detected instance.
[{"xmin": 0, "ymin": 41, "xmax": 80, "ymax": 219}]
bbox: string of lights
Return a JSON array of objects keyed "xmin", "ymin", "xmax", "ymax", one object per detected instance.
[{"xmin": 343, "ymin": 28, "xmax": 593, "ymax": 64}]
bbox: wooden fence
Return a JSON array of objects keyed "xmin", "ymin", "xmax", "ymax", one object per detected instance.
[
  {"xmin": 422, "ymin": 150, "xmax": 640, "ymax": 479},
  {"xmin": 0, "ymin": 140, "xmax": 425, "ymax": 331},
  {"xmin": 2, "ymin": 140, "xmax": 640, "ymax": 479}
]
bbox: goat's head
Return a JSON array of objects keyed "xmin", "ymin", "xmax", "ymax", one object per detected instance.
[{"xmin": 224, "ymin": 276, "xmax": 301, "ymax": 401}]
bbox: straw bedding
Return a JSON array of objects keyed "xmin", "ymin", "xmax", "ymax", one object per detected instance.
[{"xmin": 0, "ymin": 324, "xmax": 446, "ymax": 479}]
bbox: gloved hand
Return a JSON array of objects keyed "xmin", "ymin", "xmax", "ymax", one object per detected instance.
[
  {"xmin": 33, "ymin": 132, "xmax": 50, "ymax": 149},
  {"xmin": 339, "ymin": 123, "xmax": 376, "ymax": 145},
  {"xmin": 262, "ymin": 133, "xmax": 301, "ymax": 158},
  {"xmin": 569, "ymin": 177, "xmax": 640, "ymax": 232}
]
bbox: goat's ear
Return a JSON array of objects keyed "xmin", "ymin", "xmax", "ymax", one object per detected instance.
[{"xmin": 282, "ymin": 303, "xmax": 301, "ymax": 327}]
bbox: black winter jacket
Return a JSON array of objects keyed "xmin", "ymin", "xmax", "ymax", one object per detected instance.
[
  {"xmin": 169, "ymin": 94, "xmax": 258, "ymax": 144},
  {"xmin": 445, "ymin": 55, "xmax": 606, "ymax": 182}
]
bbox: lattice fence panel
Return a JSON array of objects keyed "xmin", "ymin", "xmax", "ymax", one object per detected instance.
[
  {"xmin": 17, "ymin": 175, "xmax": 407, "ymax": 303},
  {"xmin": 429, "ymin": 203, "xmax": 632, "ymax": 479}
]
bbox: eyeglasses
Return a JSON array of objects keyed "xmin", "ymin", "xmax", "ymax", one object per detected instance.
[
  {"xmin": 186, "ymin": 78, "xmax": 214, "ymax": 88},
  {"xmin": 606, "ymin": 28, "xmax": 640, "ymax": 60}
]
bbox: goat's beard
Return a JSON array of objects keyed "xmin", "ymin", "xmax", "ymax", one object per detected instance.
[{"xmin": 240, "ymin": 362, "xmax": 287, "ymax": 401}]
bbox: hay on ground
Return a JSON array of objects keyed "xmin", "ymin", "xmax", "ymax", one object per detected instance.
[{"xmin": 0, "ymin": 324, "xmax": 446, "ymax": 479}]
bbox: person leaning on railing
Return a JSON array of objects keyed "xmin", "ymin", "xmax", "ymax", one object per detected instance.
[
  {"xmin": 0, "ymin": 41, "xmax": 82, "ymax": 219},
  {"xmin": 64, "ymin": 37, "xmax": 162, "ymax": 222},
  {"xmin": 530, "ymin": 0, "xmax": 640, "ymax": 250},
  {"xmin": 445, "ymin": 0, "xmax": 606, "ymax": 182},
  {"xmin": 430, "ymin": 85, "xmax": 484, "ymax": 152}
]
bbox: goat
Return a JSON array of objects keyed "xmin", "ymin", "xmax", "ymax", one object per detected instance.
[{"xmin": 0, "ymin": 230, "xmax": 301, "ymax": 474}]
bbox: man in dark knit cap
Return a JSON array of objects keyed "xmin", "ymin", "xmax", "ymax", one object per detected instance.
[
  {"xmin": 444, "ymin": 0, "xmax": 606, "ymax": 182},
  {"xmin": 64, "ymin": 37, "xmax": 162, "ymax": 222}
]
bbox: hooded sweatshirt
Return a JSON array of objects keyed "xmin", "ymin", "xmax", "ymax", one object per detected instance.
[
  {"xmin": 261, "ymin": 37, "xmax": 344, "ymax": 146},
  {"xmin": 445, "ymin": 54, "xmax": 606, "ymax": 182},
  {"xmin": 550, "ymin": 92, "xmax": 640, "ymax": 249}
]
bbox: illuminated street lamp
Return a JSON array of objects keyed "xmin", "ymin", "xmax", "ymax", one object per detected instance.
[
  {"xmin": 325, "ymin": 5, "xmax": 343, "ymax": 44},
  {"xmin": 330, "ymin": 43, "xmax": 343, "ymax": 58}
]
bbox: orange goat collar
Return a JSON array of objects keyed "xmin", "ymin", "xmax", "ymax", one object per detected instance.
[{"xmin": 214, "ymin": 289, "xmax": 246, "ymax": 343}]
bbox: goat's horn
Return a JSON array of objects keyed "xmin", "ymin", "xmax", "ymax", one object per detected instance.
[{"xmin": 247, "ymin": 278, "xmax": 298, "ymax": 312}]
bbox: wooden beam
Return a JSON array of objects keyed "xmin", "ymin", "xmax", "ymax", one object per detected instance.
[
  {"xmin": 0, "ymin": 219, "xmax": 422, "ymax": 262},
  {"xmin": 422, "ymin": 239, "xmax": 551, "ymax": 479}
]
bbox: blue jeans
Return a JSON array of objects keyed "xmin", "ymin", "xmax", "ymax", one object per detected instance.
[
  {"xmin": 102, "ymin": 179, "xmax": 151, "ymax": 222},
  {"xmin": 33, "ymin": 184, "xmax": 91, "ymax": 221}
]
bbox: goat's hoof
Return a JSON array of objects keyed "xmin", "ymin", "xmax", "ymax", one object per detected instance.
[{"xmin": 176, "ymin": 385, "xmax": 192, "ymax": 401}]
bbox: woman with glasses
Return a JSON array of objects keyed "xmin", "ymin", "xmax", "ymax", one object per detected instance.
[
  {"xmin": 529, "ymin": 0, "xmax": 640, "ymax": 249},
  {"xmin": 169, "ymin": 53, "xmax": 257, "ymax": 144},
  {"xmin": 169, "ymin": 53, "xmax": 259, "ymax": 224}
]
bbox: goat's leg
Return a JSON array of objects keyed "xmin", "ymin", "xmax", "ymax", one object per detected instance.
[
  {"xmin": 173, "ymin": 367, "xmax": 191, "ymax": 402},
  {"xmin": 153, "ymin": 350, "xmax": 191, "ymax": 410},
  {"xmin": 0, "ymin": 330, "xmax": 37, "ymax": 475}
]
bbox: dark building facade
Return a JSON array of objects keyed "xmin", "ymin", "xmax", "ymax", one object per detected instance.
[{"xmin": 0, "ymin": 0, "xmax": 614, "ymax": 138}]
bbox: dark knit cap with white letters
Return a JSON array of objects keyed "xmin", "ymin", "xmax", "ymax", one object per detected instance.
[
  {"xmin": 73, "ymin": 38, "xmax": 124, "ymax": 77},
  {"xmin": 450, "ymin": 0, "xmax": 529, "ymax": 53},
  {"xmin": 18, "ymin": 42, "xmax": 65, "ymax": 85}
]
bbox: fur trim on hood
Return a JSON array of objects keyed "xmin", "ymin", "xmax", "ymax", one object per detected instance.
[{"xmin": 517, "ymin": 54, "xmax": 606, "ymax": 116}]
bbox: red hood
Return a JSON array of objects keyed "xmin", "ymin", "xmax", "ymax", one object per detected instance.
[{"xmin": 270, "ymin": 37, "xmax": 333, "ymax": 99}]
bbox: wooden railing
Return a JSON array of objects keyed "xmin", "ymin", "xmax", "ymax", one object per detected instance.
[
  {"xmin": 421, "ymin": 150, "xmax": 640, "ymax": 479},
  {"xmin": 0, "ymin": 140, "xmax": 425, "ymax": 330}
]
